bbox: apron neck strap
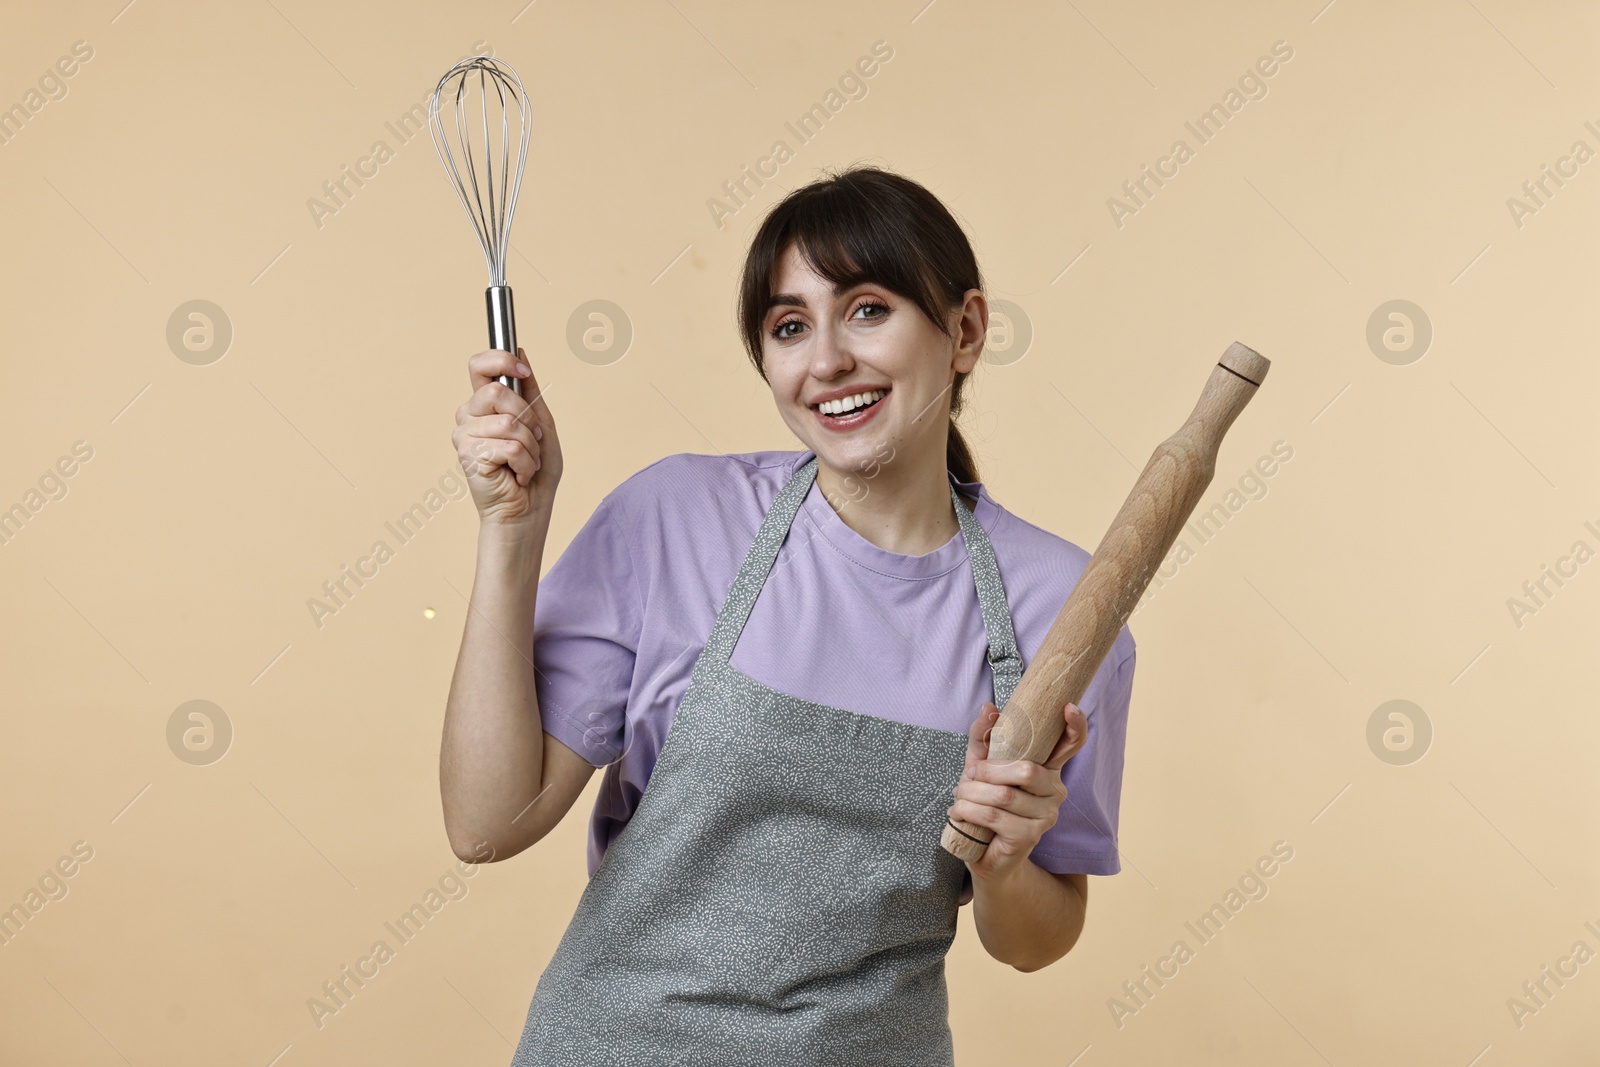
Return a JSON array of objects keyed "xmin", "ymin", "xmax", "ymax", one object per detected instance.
[
  {"xmin": 948, "ymin": 465, "xmax": 1023, "ymax": 710},
  {"xmin": 702, "ymin": 455, "xmax": 1022, "ymax": 710}
]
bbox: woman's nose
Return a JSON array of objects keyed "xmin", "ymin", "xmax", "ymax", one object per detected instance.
[{"xmin": 808, "ymin": 324, "xmax": 855, "ymax": 377}]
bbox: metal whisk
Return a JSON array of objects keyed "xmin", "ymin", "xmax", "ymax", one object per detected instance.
[{"xmin": 429, "ymin": 55, "xmax": 532, "ymax": 395}]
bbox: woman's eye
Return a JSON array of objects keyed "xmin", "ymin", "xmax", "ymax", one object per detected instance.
[{"xmin": 770, "ymin": 301, "xmax": 886, "ymax": 341}]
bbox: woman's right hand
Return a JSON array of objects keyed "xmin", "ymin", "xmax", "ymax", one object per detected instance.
[{"xmin": 452, "ymin": 346, "xmax": 563, "ymax": 528}]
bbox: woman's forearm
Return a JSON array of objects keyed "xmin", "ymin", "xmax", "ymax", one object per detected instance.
[
  {"xmin": 439, "ymin": 519, "xmax": 550, "ymax": 860},
  {"xmin": 970, "ymin": 859, "xmax": 1086, "ymax": 971}
]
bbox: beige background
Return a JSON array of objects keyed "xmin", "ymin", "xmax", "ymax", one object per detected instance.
[{"xmin": 2, "ymin": 0, "xmax": 1597, "ymax": 1063}]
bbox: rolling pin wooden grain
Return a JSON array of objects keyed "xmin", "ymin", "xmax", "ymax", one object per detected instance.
[{"xmin": 941, "ymin": 341, "xmax": 1271, "ymax": 863}]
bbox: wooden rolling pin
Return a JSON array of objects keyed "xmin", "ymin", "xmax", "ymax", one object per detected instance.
[{"xmin": 941, "ymin": 341, "xmax": 1271, "ymax": 862}]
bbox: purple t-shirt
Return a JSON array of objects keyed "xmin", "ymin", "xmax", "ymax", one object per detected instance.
[{"xmin": 532, "ymin": 449, "xmax": 1136, "ymax": 880}]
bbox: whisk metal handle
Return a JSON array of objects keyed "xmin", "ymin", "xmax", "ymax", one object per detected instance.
[{"xmin": 485, "ymin": 285, "xmax": 522, "ymax": 397}]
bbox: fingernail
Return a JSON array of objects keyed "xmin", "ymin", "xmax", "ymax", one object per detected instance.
[
  {"xmin": 516, "ymin": 362, "xmax": 530, "ymax": 375},
  {"xmin": 533, "ymin": 425, "xmax": 543, "ymax": 440}
]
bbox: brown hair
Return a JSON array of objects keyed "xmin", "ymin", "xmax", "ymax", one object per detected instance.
[{"xmin": 736, "ymin": 163, "xmax": 984, "ymax": 484}]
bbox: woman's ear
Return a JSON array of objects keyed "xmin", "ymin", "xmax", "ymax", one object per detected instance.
[{"xmin": 952, "ymin": 289, "xmax": 987, "ymax": 373}]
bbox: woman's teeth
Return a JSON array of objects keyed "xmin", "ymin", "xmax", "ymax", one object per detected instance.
[{"xmin": 818, "ymin": 389, "xmax": 886, "ymax": 417}]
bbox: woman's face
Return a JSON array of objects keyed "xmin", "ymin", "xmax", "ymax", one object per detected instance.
[{"xmin": 761, "ymin": 243, "xmax": 984, "ymax": 485}]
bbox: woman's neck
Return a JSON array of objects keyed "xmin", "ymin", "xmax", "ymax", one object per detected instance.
[{"xmin": 813, "ymin": 448, "xmax": 971, "ymax": 556}]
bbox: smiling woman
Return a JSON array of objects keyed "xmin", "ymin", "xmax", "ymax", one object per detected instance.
[
  {"xmin": 732, "ymin": 166, "xmax": 999, "ymax": 558},
  {"xmin": 442, "ymin": 163, "xmax": 1136, "ymax": 1067}
]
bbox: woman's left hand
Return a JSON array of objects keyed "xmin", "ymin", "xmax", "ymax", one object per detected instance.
[{"xmin": 950, "ymin": 700, "xmax": 1088, "ymax": 892}]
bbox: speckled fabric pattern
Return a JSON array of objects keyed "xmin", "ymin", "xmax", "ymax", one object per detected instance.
[{"xmin": 511, "ymin": 456, "xmax": 1021, "ymax": 1066}]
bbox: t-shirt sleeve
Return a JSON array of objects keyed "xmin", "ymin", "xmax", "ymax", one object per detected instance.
[
  {"xmin": 1027, "ymin": 645, "xmax": 1136, "ymax": 876},
  {"xmin": 531, "ymin": 487, "xmax": 644, "ymax": 769}
]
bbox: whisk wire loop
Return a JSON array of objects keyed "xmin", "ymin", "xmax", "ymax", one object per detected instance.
[{"xmin": 429, "ymin": 56, "xmax": 530, "ymax": 288}]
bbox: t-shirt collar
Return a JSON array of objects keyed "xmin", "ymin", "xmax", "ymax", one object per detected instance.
[{"xmin": 789, "ymin": 449, "xmax": 997, "ymax": 580}]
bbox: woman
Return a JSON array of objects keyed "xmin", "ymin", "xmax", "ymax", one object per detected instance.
[{"xmin": 440, "ymin": 165, "xmax": 1137, "ymax": 1065}]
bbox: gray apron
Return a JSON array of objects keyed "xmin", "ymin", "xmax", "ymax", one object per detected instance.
[{"xmin": 511, "ymin": 455, "xmax": 1022, "ymax": 1067}]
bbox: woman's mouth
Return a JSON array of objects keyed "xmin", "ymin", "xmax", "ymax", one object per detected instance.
[{"xmin": 812, "ymin": 388, "xmax": 888, "ymax": 432}]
